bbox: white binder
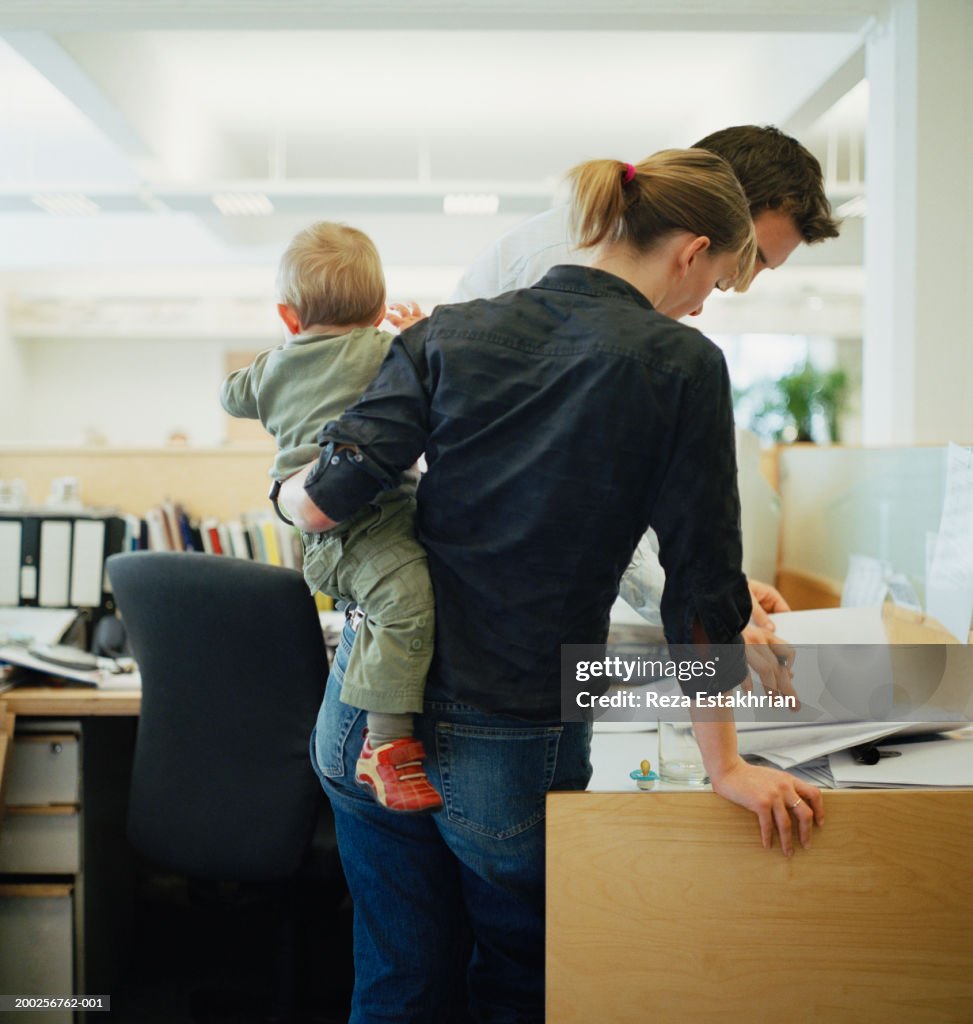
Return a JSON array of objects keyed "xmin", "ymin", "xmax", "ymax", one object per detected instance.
[
  {"xmin": 38, "ymin": 520, "xmax": 72, "ymax": 607},
  {"xmin": 70, "ymin": 518, "xmax": 106, "ymax": 607},
  {"xmin": 0, "ymin": 520, "xmax": 22, "ymax": 605}
]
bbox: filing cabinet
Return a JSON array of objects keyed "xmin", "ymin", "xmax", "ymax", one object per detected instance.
[
  {"xmin": 3, "ymin": 730, "xmax": 80, "ymax": 805},
  {"xmin": 0, "ymin": 723, "xmax": 80, "ymax": 1022},
  {"xmin": 0, "ymin": 884, "xmax": 74, "ymax": 1024},
  {"xmin": 0, "ymin": 729, "xmax": 80, "ymax": 875},
  {"xmin": 0, "ymin": 709, "xmax": 138, "ymax": 1018}
]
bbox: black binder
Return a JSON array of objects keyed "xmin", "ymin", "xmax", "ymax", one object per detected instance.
[{"xmin": 0, "ymin": 511, "xmax": 126, "ymax": 613}]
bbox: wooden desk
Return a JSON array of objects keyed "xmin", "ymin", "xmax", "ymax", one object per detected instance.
[
  {"xmin": 2, "ymin": 686, "xmax": 141, "ymax": 719},
  {"xmin": 547, "ymin": 789, "xmax": 973, "ymax": 1024},
  {"xmin": 0, "ymin": 688, "xmax": 140, "ymax": 804}
]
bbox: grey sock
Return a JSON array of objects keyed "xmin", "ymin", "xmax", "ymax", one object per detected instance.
[{"xmin": 366, "ymin": 711, "xmax": 414, "ymax": 748}]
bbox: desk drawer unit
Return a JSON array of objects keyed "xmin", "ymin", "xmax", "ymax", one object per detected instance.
[
  {"xmin": 0, "ymin": 809, "xmax": 80, "ymax": 874},
  {"xmin": 4, "ymin": 732, "xmax": 80, "ymax": 807},
  {"xmin": 0, "ymin": 731, "xmax": 80, "ymax": 875},
  {"xmin": 0, "ymin": 884, "xmax": 73, "ymax": 1024}
]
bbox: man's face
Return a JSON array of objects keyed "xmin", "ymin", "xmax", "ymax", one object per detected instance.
[{"xmin": 750, "ymin": 209, "xmax": 804, "ymax": 281}]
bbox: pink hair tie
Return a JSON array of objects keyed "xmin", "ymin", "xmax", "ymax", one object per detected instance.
[{"xmin": 622, "ymin": 162, "xmax": 636, "ymax": 184}]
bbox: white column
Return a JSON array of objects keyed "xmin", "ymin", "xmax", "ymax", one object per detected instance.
[
  {"xmin": 0, "ymin": 284, "xmax": 27, "ymax": 442},
  {"xmin": 863, "ymin": 0, "xmax": 973, "ymax": 444}
]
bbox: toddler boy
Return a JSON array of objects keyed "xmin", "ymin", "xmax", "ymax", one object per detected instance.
[{"xmin": 220, "ymin": 221, "xmax": 440, "ymax": 814}]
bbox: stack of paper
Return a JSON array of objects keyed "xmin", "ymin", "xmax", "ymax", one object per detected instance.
[
  {"xmin": 736, "ymin": 721, "xmax": 906, "ymax": 770},
  {"xmin": 0, "ymin": 643, "xmax": 140, "ymax": 690},
  {"xmin": 828, "ymin": 729, "xmax": 973, "ymax": 787}
]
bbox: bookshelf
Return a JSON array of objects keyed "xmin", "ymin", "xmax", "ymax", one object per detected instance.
[{"xmin": 0, "ymin": 444, "xmax": 276, "ymax": 521}]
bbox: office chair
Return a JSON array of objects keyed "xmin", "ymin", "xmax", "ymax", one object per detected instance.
[{"xmin": 106, "ymin": 551, "xmax": 347, "ymax": 1023}]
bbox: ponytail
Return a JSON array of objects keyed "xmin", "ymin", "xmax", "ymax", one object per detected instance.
[{"xmin": 567, "ymin": 149, "xmax": 757, "ymax": 290}]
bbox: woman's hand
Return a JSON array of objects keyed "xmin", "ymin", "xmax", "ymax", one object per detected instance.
[
  {"xmin": 692, "ymin": 711, "xmax": 823, "ymax": 856},
  {"xmin": 709, "ymin": 757, "xmax": 824, "ymax": 856}
]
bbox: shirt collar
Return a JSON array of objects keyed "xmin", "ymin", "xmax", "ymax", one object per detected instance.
[{"xmin": 533, "ymin": 264, "xmax": 657, "ymax": 314}]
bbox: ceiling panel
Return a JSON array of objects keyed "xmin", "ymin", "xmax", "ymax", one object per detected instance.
[{"xmin": 0, "ymin": 22, "xmax": 867, "ymax": 302}]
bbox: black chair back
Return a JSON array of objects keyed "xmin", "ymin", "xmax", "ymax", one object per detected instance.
[{"xmin": 107, "ymin": 551, "xmax": 329, "ymax": 882}]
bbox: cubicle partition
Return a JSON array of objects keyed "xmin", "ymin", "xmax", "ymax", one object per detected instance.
[{"xmin": 776, "ymin": 444, "xmax": 953, "ymax": 609}]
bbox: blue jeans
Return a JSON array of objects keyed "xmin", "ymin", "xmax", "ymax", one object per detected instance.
[{"xmin": 311, "ymin": 621, "xmax": 592, "ymax": 1023}]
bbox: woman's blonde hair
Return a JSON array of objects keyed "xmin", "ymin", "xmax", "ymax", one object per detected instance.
[
  {"xmin": 276, "ymin": 221, "xmax": 386, "ymax": 329},
  {"xmin": 568, "ymin": 149, "xmax": 757, "ymax": 291}
]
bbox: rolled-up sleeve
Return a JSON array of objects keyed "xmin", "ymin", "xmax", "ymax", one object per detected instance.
[
  {"xmin": 304, "ymin": 324, "xmax": 432, "ymax": 521},
  {"xmin": 649, "ymin": 350, "xmax": 751, "ymax": 686}
]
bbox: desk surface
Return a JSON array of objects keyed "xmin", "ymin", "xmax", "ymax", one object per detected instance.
[{"xmin": 1, "ymin": 686, "xmax": 140, "ymax": 717}]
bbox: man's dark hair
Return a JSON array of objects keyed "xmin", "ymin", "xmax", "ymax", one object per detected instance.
[{"xmin": 693, "ymin": 125, "xmax": 841, "ymax": 244}]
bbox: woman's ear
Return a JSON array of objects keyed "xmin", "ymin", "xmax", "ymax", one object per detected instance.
[
  {"xmin": 676, "ymin": 235, "xmax": 712, "ymax": 278},
  {"xmin": 277, "ymin": 304, "xmax": 303, "ymax": 335}
]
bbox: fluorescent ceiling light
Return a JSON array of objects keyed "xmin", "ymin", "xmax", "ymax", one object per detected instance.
[
  {"xmin": 32, "ymin": 194, "xmax": 100, "ymax": 216},
  {"xmin": 443, "ymin": 193, "xmax": 499, "ymax": 216},
  {"xmin": 211, "ymin": 192, "xmax": 274, "ymax": 216}
]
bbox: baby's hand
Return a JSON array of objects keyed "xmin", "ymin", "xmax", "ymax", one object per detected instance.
[{"xmin": 386, "ymin": 301, "xmax": 427, "ymax": 331}]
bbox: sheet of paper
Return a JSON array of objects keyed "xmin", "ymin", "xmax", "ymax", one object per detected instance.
[
  {"xmin": 768, "ymin": 605, "xmax": 888, "ymax": 645},
  {"xmin": 926, "ymin": 443, "xmax": 973, "ymax": 643},
  {"xmin": 829, "ymin": 729, "xmax": 973, "ymax": 787},
  {"xmin": 841, "ymin": 554, "xmax": 889, "ymax": 608},
  {"xmin": 887, "ymin": 573, "xmax": 922, "ymax": 612},
  {"xmin": 0, "ymin": 607, "xmax": 79, "ymax": 646},
  {"xmin": 784, "ymin": 757, "xmax": 836, "ymax": 789}
]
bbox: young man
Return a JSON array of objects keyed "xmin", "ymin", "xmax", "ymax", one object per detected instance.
[{"xmin": 452, "ymin": 125, "xmax": 840, "ymax": 302}]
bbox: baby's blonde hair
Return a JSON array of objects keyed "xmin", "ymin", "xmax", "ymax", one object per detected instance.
[
  {"xmin": 276, "ymin": 221, "xmax": 386, "ymax": 329},
  {"xmin": 568, "ymin": 149, "xmax": 757, "ymax": 291}
]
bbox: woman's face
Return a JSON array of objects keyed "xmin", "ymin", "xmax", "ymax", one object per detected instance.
[{"xmin": 659, "ymin": 248, "xmax": 742, "ymax": 321}]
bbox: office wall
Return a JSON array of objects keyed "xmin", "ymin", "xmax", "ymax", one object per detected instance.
[
  {"xmin": 3, "ymin": 265, "xmax": 867, "ymax": 448},
  {"xmin": 18, "ymin": 336, "xmax": 230, "ymax": 447},
  {"xmin": 0, "ymin": 294, "xmax": 27, "ymax": 440},
  {"xmin": 0, "ymin": 263, "xmax": 467, "ymax": 447},
  {"xmin": 1, "ymin": 267, "xmax": 277, "ymax": 446}
]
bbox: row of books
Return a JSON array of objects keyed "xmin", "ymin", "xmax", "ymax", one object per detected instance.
[
  {"xmin": 123, "ymin": 500, "xmax": 304, "ymax": 571},
  {"xmin": 1, "ymin": 503, "xmax": 319, "ymax": 617}
]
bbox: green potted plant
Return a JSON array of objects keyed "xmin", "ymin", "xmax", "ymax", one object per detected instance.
[{"xmin": 742, "ymin": 364, "xmax": 849, "ymax": 443}]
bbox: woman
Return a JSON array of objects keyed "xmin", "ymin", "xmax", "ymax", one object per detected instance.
[{"xmin": 283, "ymin": 149, "xmax": 823, "ymax": 1023}]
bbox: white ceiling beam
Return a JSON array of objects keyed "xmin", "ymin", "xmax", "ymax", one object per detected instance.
[
  {"xmin": 54, "ymin": 33, "xmax": 260, "ymax": 181},
  {"xmin": 5, "ymin": 30, "xmax": 262, "ymax": 183},
  {"xmin": 2, "ymin": 30, "xmax": 155, "ymax": 161},
  {"xmin": 782, "ymin": 45, "xmax": 867, "ymax": 135},
  {"xmin": 0, "ymin": 0, "xmax": 886, "ymax": 33}
]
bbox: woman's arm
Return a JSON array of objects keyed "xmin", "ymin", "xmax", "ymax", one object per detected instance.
[{"xmin": 691, "ymin": 699, "xmax": 824, "ymax": 857}]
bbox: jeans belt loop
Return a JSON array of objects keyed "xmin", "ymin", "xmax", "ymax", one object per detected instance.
[{"xmin": 346, "ymin": 607, "xmax": 366, "ymax": 633}]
